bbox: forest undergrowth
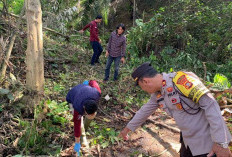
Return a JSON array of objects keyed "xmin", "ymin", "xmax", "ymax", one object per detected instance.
[{"xmin": 0, "ymin": 35, "xmax": 151, "ymax": 156}]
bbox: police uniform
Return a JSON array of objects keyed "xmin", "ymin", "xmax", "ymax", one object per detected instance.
[{"xmin": 127, "ymin": 71, "xmax": 231, "ymax": 156}]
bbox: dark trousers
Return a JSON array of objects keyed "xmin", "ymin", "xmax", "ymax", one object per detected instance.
[
  {"xmin": 180, "ymin": 133, "xmax": 209, "ymax": 157},
  {"xmin": 90, "ymin": 41, "xmax": 103, "ymax": 65},
  {"xmin": 104, "ymin": 55, "xmax": 121, "ymax": 80}
]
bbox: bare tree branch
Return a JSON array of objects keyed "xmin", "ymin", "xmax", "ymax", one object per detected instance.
[{"xmin": 0, "ymin": 2, "xmax": 25, "ymax": 80}]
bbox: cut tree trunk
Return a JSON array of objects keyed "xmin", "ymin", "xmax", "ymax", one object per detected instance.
[{"xmin": 25, "ymin": 0, "xmax": 44, "ymax": 93}]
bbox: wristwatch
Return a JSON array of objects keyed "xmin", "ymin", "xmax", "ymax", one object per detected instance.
[{"xmin": 217, "ymin": 142, "xmax": 229, "ymax": 148}]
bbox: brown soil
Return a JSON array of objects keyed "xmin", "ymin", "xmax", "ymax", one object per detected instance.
[{"xmin": 60, "ymin": 108, "xmax": 181, "ymax": 157}]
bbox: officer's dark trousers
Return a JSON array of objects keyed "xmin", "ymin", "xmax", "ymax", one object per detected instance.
[
  {"xmin": 90, "ymin": 41, "xmax": 103, "ymax": 65},
  {"xmin": 180, "ymin": 133, "xmax": 210, "ymax": 157}
]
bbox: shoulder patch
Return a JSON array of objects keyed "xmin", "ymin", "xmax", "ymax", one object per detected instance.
[{"xmin": 173, "ymin": 71, "xmax": 209, "ymax": 103}]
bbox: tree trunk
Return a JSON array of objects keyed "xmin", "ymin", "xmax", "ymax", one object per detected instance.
[
  {"xmin": 0, "ymin": 34, "xmax": 16, "ymax": 80},
  {"xmin": 0, "ymin": 38, "xmax": 3, "ymax": 66},
  {"xmin": 133, "ymin": 0, "xmax": 136, "ymax": 27},
  {"xmin": 0, "ymin": 3, "xmax": 25, "ymax": 80},
  {"xmin": 25, "ymin": 0, "xmax": 44, "ymax": 93}
]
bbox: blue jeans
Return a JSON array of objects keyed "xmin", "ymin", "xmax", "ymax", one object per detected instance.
[
  {"xmin": 104, "ymin": 55, "xmax": 121, "ymax": 80},
  {"xmin": 90, "ymin": 41, "xmax": 103, "ymax": 65}
]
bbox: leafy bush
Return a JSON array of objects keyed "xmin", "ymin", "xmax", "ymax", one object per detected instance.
[
  {"xmin": 212, "ymin": 73, "xmax": 231, "ymax": 90},
  {"xmin": 8, "ymin": 0, "xmax": 24, "ymax": 14},
  {"xmin": 127, "ymin": 0, "xmax": 232, "ymax": 80},
  {"xmin": 89, "ymin": 121, "xmax": 120, "ymax": 149},
  {"xmin": 0, "ymin": 88, "xmax": 14, "ymax": 101},
  {"xmin": 46, "ymin": 100, "xmax": 69, "ymax": 126},
  {"xmin": 18, "ymin": 100, "xmax": 70, "ymax": 155}
]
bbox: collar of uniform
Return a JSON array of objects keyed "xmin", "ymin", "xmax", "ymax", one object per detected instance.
[{"xmin": 161, "ymin": 72, "xmax": 177, "ymax": 95}]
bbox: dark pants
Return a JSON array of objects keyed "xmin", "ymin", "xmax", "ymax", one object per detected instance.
[
  {"xmin": 90, "ymin": 41, "xmax": 103, "ymax": 65},
  {"xmin": 180, "ymin": 133, "xmax": 210, "ymax": 157},
  {"xmin": 104, "ymin": 55, "xmax": 121, "ymax": 80}
]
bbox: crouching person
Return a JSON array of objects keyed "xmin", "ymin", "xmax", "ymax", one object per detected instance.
[{"xmin": 66, "ymin": 80, "xmax": 101, "ymax": 156}]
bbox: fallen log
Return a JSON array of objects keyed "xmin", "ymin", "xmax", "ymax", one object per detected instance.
[
  {"xmin": 147, "ymin": 119, "xmax": 180, "ymax": 133},
  {"xmin": 6, "ymin": 12, "xmax": 88, "ymax": 40},
  {"xmin": 44, "ymin": 75, "xmax": 58, "ymax": 78},
  {"xmin": 45, "ymin": 58, "xmax": 72, "ymax": 64},
  {"xmin": 11, "ymin": 56, "xmax": 74, "ymax": 64},
  {"xmin": 127, "ymin": 108, "xmax": 180, "ymax": 133},
  {"xmin": 210, "ymin": 88, "xmax": 232, "ymax": 95},
  {"xmin": 220, "ymin": 105, "xmax": 232, "ymax": 109},
  {"xmin": 6, "ymin": 12, "xmax": 67, "ymax": 37},
  {"xmin": 227, "ymin": 98, "xmax": 232, "ymax": 104}
]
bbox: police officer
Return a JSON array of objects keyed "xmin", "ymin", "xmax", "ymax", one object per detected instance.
[{"xmin": 119, "ymin": 62, "xmax": 232, "ymax": 157}]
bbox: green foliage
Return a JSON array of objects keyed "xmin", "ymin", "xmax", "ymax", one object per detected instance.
[
  {"xmin": 130, "ymin": 150, "xmax": 141, "ymax": 156},
  {"xmin": 41, "ymin": 0, "xmax": 79, "ymax": 32},
  {"xmin": 18, "ymin": 122, "xmax": 47, "ymax": 154},
  {"xmin": 0, "ymin": 2, "xmax": 3, "ymax": 10},
  {"xmin": 18, "ymin": 120, "xmax": 62, "ymax": 155},
  {"xmin": 89, "ymin": 121, "xmax": 120, "ymax": 149},
  {"xmin": 0, "ymin": 88, "xmax": 14, "ymax": 101},
  {"xmin": 127, "ymin": 0, "xmax": 232, "ymax": 80},
  {"xmin": 18, "ymin": 99, "xmax": 70, "ymax": 155},
  {"xmin": 40, "ymin": 0, "xmax": 111, "ymax": 34},
  {"xmin": 0, "ymin": 88, "xmax": 10, "ymax": 94},
  {"xmin": 2, "ymin": 0, "xmax": 232, "ymax": 155},
  {"xmin": 7, "ymin": 0, "xmax": 24, "ymax": 14},
  {"xmin": 80, "ymin": 0, "xmax": 110, "ymax": 25},
  {"xmin": 101, "ymin": 2, "xmax": 110, "ymax": 25},
  {"xmin": 46, "ymin": 100, "xmax": 69, "ymax": 126},
  {"xmin": 213, "ymin": 73, "xmax": 231, "ymax": 90},
  {"xmin": 0, "ymin": 104, "xmax": 3, "ymax": 112}
]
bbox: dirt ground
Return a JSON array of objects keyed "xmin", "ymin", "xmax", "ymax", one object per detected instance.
[
  {"xmin": 60, "ymin": 109, "xmax": 181, "ymax": 157},
  {"xmin": 98, "ymin": 111, "xmax": 180, "ymax": 157},
  {"xmin": 0, "ymin": 49, "xmax": 182, "ymax": 157},
  {"xmin": 1, "ymin": 48, "xmax": 231, "ymax": 157}
]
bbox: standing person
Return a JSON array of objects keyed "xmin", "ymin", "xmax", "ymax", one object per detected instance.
[
  {"xmin": 119, "ymin": 62, "xmax": 232, "ymax": 157},
  {"xmin": 66, "ymin": 80, "xmax": 101, "ymax": 156},
  {"xmin": 104, "ymin": 23, "xmax": 126, "ymax": 81},
  {"xmin": 79, "ymin": 15, "xmax": 103, "ymax": 66}
]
